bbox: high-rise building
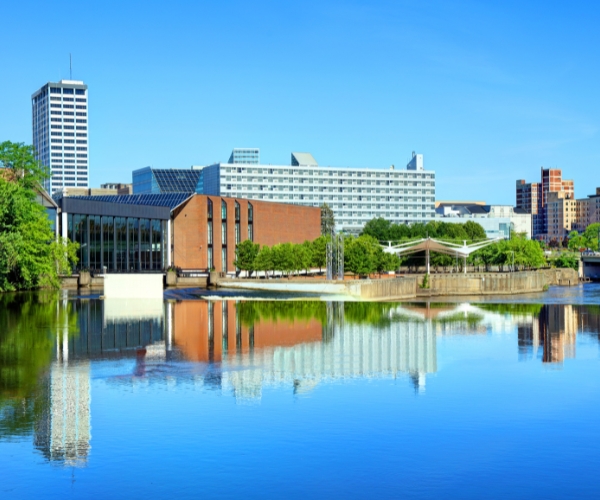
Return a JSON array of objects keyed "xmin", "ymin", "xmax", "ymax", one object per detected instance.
[
  {"xmin": 516, "ymin": 167, "xmax": 574, "ymax": 240},
  {"xmin": 32, "ymin": 80, "xmax": 89, "ymax": 193}
]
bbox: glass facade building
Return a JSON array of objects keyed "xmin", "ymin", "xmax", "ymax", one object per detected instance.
[{"xmin": 56, "ymin": 195, "xmax": 181, "ymax": 272}]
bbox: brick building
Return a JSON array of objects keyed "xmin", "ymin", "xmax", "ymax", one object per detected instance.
[
  {"xmin": 516, "ymin": 167, "xmax": 574, "ymax": 240},
  {"xmin": 172, "ymin": 195, "xmax": 321, "ymax": 272},
  {"xmin": 54, "ymin": 193, "xmax": 320, "ymax": 273}
]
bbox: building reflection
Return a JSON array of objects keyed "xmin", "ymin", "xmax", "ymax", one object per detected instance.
[
  {"xmin": 33, "ymin": 298, "xmax": 167, "ymax": 466},
  {"xmin": 517, "ymin": 305, "xmax": 578, "ymax": 364},
  {"xmin": 8, "ymin": 297, "xmax": 600, "ymax": 465},
  {"xmin": 171, "ymin": 301, "xmax": 442, "ymax": 397}
]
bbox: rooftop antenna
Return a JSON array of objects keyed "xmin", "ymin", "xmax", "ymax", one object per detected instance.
[{"xmin": 69, "ymin": 53, "xmax": 72, "ymax": 80}]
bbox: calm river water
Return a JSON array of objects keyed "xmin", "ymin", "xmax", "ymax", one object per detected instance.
[{"xmin": 2, "ymin": 285, "xmax": 600, "ymax": 499}]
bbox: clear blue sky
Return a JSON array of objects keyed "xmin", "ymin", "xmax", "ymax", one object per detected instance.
[{"xmin": 1, "ymin": 0, "xmax": 599, "ymax": 202}]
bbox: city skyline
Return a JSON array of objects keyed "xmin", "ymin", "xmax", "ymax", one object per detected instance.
[{"xmin": 1, "ymin": 1, "xmax": 599, "ymax": 203}]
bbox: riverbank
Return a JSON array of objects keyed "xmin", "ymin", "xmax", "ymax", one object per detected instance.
[{"xmin": 213, "ymin": 268, "xmax": 579, "ymax": 300}]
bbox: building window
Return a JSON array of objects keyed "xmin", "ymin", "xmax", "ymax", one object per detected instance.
[
  {"xmin": 221, "ymin": 199, "xmax": 227, "ymax": 220},
  {"xmin": 235, "ymin": 201, "xmax": 240, "ymax": 222},
  {"xmin": 248, "ymin": 202, "xmax": 254, "ymax": 241},
  {"xmin": 221, "ymin": 247, "xmax": 227, "ymax": 273},
  {"xmin": 221, "ymin": 222, "xmax": 227, "ymax": 245},
  {"xmin": 207, "ymin": 199, "xmax": 213, "ymax": 219}
]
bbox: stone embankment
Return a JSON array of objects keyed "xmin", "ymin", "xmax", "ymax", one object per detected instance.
[{"xmin": 215, "ymin": 268, "xmax": 578, "ymax": 300}]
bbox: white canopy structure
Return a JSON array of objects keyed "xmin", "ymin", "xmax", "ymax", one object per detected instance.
[{"xmin": 383, "ymin": 237, "xmax": 501, "ymax": 274}]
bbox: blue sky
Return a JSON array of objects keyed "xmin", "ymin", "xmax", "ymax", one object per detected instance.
[{"xmin": 1, "ymin": 0, "xmax": 599, "ymax": 202}]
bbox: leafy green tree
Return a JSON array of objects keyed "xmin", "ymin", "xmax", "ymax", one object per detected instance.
[
  {"xmin": 552, "ymin": 253, "xmax": 579, "ymax": 270},
  {"xmin": 254, "ymin": 245, "xmax": 274, "ymax": 278},
  {"xmin": 361, "ymin": 217, "xmax": 392, "ymax": 242},
  {"xmin": 345, "ymin": 236, "xmax": 377, "ymax": 277},
  {"xmin": 234, "ymin": 239, "xmax": 260, "ymax": 277},
  {"xmin": 463, "ymin": 220, "xmax": 487, "ymax": 240},
  {"xmin": 272, "ymin": 243, "xmax": 295, "ymax": 277},
  {"xmin": 311, "ymin": 235, "xmax": 328, "ymax": 273},
  {"xmin": 0, "ymin": 141, "xmax": 78, "ymax": 291},
  {"xmin": 320, "ymin": 203, "xmax": 335, "ymax": 236},
  {"xmin": 568, "ymin": 231, "xmax": 587, "ymax": 251}
]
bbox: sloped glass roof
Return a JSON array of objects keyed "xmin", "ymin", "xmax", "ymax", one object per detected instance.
[
  {"xmin": 152, "ymin": 169, "xmax": 202, "ymax": 193},
  {"xmin": 70, "ymin": 193, "xmax": 192, "ymax": 209}
]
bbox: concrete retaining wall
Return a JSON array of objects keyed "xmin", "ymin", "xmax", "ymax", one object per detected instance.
[
  {"xmin": 346, "ymin": 277, "xmax": 417, "ymax": 300},
  {"xmin": 217, "ymin": 269, "xmax": 577, "ymax": 300}
]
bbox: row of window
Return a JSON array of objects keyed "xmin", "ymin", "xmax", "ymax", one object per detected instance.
[
  {"xmin": 223, "ymin": 166, "xmax": 434, "ymax": 178},
  {"xmin": 50, "ymin": 87, "xmax": 86, "ymax": 95},
  {"xmin": 207, "ymin": 199, "xmax": 254, "ymax": 272}
]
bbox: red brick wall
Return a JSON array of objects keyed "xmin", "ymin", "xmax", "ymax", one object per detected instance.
[{"xmin": 173, "ymin": 195, "xmax": 320, "ymax": 271}]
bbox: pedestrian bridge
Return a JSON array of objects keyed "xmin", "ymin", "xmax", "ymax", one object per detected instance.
[{"xmin": 382, "ymin": 237, "xmax": 501, "ymax": 274}]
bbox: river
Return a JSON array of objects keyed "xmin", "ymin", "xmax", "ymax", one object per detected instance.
[{"xmin": 1, "ymin": 285, "xmax": 600, "ymax": 498}]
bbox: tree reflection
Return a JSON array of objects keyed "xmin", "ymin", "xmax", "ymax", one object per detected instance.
[{"xmin": 0, "ymin": 292, "xmax": 78, "ymax": 440}]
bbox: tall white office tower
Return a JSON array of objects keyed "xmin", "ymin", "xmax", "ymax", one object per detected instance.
[{"xmin": 32, "ymin": 80, "xmax": 89, "ymax": 193}]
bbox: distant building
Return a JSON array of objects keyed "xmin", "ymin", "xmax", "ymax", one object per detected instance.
[
  {"xmin": 197, "ymin": 149, "xmax": 436, "ymax": 234},
  {"xmin": 32, "ymin": 80, "xmax": 89, "ymax": 194},
  {"xmin": 229, "ymin": 148, "xmax": 260, "ymax": 165},
  {"xmin": 516, "ymin": 168, "xmax": 574, "ymax": 240},
  {"xmin": 435, "ymin": 202, "xmax": 532, "ymax": 239},
  {"xmin": 574, "ymin": 188, "xmax": 600, "ymax": 232},
  {"xmin": 100, "ymin": 183, "xmax": 132, "ymax": 195}
]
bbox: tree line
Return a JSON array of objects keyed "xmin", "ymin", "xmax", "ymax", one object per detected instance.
[{"xmin": 234, "ymin": 234, "xmax": 402, "ymax": 278}]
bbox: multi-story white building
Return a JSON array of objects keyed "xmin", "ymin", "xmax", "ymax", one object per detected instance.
[
  {"xmin": 199, "ymin": 150, "xmax": 436, "ymax": 233},
  {"xmin": 32, "ymin": 80, "xmax": 89, "ymax": 193}
]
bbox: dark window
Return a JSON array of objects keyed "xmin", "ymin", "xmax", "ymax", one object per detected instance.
[
  {"xmin": 102, "ymin": 216, "xmax": 114, "ymax": 270},
  {"xmin": 115, "ymin": 217, "xmax": 127, "ymax": 270},
  {"xmin": 221, "ymin": 200, "xmax": 227, "ymax": 220},
  {"xmin": 89, "ymin": 215, "xmax": 101, "ymax": 271},
  {"xmin": 129, "ymin": 219, "xmax": 139, "ymax": 270},
  {"xmin": 235, "ymin": 201, "xmax": 240, "ymax": 222},
  {"xmin": 63, "ymin": 88, "xmax": 74, "ymax": 95},
  {"xmin": 76, "ymin": 89, "xmax": 85, "ymax": 95},
  {"xmin": 140, "ymin": 219, "xmax": 151, "ymax": 270},
  {"xmin": 207, "ymin": 199, "xmax": 213, "ymax": 219}
]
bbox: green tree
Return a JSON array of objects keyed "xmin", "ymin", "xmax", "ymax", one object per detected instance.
[
  {"xmin": 0, "ymin": 141, "xmax": 78, "ymax": 291},
  {"xmin": 568, "ymin": 230, "xmax": 588, "ymax": 251},
  {"xmin": 311, "ymin": 235, "xmax": 328, "ymax": 273},
  {"xmin": 320, "ymin": 203, "xmax": 335, "ymax": 236},
  {"xmin": 361, "ymin": 217, "xmax": 391, "ymax": 241},
  {"xmin": 463, "ymin": 220, "xmax": 487, "ymax": 240},
  {"xmin": 272, "ymin": 243, "xmax": 295, "ymax": 277},
  {"xmin": 234, "ymin": 239, "xmax": 260, "ymax": 277},
  {"xmin": 254, "ymin": 245, "xmax": 274, "ymax": 278},
  {"xmin": 344, "ymin": 236, "xmax": 377, "ymax": 277}
]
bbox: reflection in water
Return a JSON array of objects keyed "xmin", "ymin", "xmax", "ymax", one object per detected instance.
[{"xmin": 4, "ymin": 297, "xmax": 600, "ymax": 466}]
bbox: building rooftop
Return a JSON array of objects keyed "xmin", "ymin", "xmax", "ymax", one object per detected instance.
[
  {"xmin": 152, "ymin": 169, "xmax": 202, "ymax": 193},
  {"xmin": 67, "ymin": 193, "xmax": 193, "ymax": 210},
  {"xmin": 291, "ymin": 152, "xmax": 318, "ymax": 166}
]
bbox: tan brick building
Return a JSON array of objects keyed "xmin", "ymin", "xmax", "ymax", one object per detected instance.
[{"xmin": 172, "ymin": 194, "xmax": 321, "ymax": 272}]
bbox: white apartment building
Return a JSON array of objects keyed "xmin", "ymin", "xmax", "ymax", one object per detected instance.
[
  {"xmin": 200, "ymin": 150, "xmax": 436, "ymax": 233},
  {"xmin": 32, "ymin": 80, "xmax": 89, "ymax": 193}
]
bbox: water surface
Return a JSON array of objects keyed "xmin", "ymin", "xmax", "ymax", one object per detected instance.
[{"xmin": 2, "ymin": 286, "xmax": 600, "ymax": 498}]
